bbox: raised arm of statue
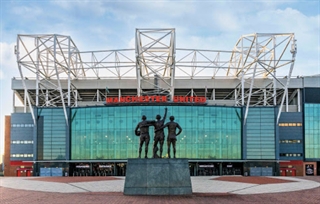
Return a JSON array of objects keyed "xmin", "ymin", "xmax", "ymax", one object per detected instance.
[{"xmin": 162, "ymin": 107, "xmax": 168, "ymax": 122}]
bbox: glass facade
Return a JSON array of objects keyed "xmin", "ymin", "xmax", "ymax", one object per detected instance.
[
  {"xmin": 71, "ymin": 106, "xmax": 242, "ymax": 160},
  {"xmin": 245, "ymin": 107, "xmax": 276, "ymax": 159},
  {"xmin": 37, "ymin": 108, "xmax": 68, "ymax": 160},
  {"xmin": 304, "ymin": 104, "xmax": 320, "ymax": 159}
]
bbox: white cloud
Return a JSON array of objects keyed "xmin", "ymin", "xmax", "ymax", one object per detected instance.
[
  {"xmin": 1, "ymin": 1, "xmax": 319, "ymax": 76},
  {"xmin": 51, "ymin": 1, "xmax": 108, "ymax": 16},
  {"xmin": 0, "ymin": 42, "xmax": 19, "ymax": 77},
  {"xmin": 128, "ymin": 37, "xmax": 135, "ymax": 49},
  {"xmin": 11, "ymin": 5, "xmax": 43, "ymax": 20},
  {"xmin": 0, "ymin": 0, "xmax": 319, "ymax": 160}
]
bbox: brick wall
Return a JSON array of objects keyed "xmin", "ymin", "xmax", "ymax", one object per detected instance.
[{"xmin": 4, "ymin": 116, "xmax": 16, "ymax": 176}]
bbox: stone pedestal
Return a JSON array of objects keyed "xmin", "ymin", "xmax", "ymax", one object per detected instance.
[{"xmin": 123, "ymin": 158, "xmax": 192, "ymax": 195}]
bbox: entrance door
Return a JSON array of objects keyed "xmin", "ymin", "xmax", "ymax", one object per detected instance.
[
  {"xmin": 189, "ymin": 163, "xmax": 196, "ymax": 176},
  {"xmin": 198, "ymin": 163, "xmax": 217, "ymax": 176},
  {"xmin": 116, "ymin": 163, "xmax": 126, "ymax": 176},
  {"xmin": 71, "ymin": 163, "xmax": 90, "ymax": 176},
  {"xmin": 305, "ymin": 164, "xmax": 315, "ymax": 176},
  {"xmin": 222, "ymin": 163, "xmax": 243, "ymax": 175},
  {"xmin": 96, "ymin": 163, "xmax": 114, "ymax": 176}
]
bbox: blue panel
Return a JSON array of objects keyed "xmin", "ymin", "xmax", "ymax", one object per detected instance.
[
  {"xmin": 51, "ymin": 168, "xmax": 63, "ymax": 177},
  {"xmin": 40, "ymin": 168, "xmax": 51, "ymax": 176}
]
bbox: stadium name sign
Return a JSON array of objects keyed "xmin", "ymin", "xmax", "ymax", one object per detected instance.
[{"xmin": 105, "ymin": 96, "xmax": 206, "ymax": 104}]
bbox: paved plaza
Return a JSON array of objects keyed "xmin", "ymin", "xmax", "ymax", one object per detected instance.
[{"xmin": 1, "ymin": 176, "xmax": 320, "ymax": 203}]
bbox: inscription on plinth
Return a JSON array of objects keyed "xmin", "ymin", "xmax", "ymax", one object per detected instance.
[{"xmin": 124, "ymin": 159, "xmax": 192, "ymax": 195}]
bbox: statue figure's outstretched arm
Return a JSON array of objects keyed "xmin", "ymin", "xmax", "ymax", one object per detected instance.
[
  {"xmin": 155, "ymin": 122, "xmax": 168, "ymax": 132},
  {"xmin": 144, "ymin": 120, "xmax": 155, "ymax": 127}
]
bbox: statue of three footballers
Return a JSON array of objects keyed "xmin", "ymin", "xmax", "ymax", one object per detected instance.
[{"xmin": 134, "ymin": 108, "xmax": 182, "ymax": 158}]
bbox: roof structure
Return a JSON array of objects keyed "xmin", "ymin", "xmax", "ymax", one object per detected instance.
[{"xmin": 14, "ymin": 29, "xmax": 297, "ymax": 124}]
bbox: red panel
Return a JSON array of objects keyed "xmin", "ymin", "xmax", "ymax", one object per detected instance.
[
  {"xmin": 279, "ymin": 160, "xmax": 303, "ymax": 166},
  {"xmin": 10, "ymin": 161, "xmax": 33, "ymax": 166},
  {"xmin": 17, "ymin": 168, "xmax": 33, "ymax": 171},
  {"xmin": 292, "ymin": 169, "xmax": 296, "ymax": 176}
]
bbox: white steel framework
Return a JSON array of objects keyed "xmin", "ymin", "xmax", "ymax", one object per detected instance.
[
  {"xmin": 15, "ymin": 30, "xmax": 297, "ymax": 125},
  {"xmin": 135, "ymin": 28, "xmax": 175, "ymax": 99}
]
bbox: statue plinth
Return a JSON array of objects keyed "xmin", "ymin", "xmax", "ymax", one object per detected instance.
[{"xmin": 123, "ymin": 158, "xmax": 192, "ymax": 195}]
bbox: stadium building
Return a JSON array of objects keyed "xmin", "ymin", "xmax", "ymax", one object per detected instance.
[{"xmin": 4, "ymin": 29, "xmax": 320, "ymax": 177}]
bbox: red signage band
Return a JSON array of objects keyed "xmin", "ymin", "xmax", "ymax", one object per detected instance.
[
  {"xmin": 173, "ymin": 96, "xmax": 206, "ymax": 103},
  {"xmin": 105, "ymin": 96, "xmax": 206, "ymax": 104}
]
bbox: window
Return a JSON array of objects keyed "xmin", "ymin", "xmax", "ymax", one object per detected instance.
[
  {"xmin": 38, "ymin": 108, "xmax": 67, "ymax": 160},
  {"xmin": 280, "ymin": 153, "xmax": 302, "ymax": 157},
  {"xmin": 11, "ymin": 140, "xmax": 34, "ymax": 144},
  {"xmin": 304, "ymin": 103, "xmax": 320, "ymax": 159},
  {"xmin": 279, "ymin": 139, "xmax": 302, "ymax": 144},
  {"xmin": 10, "ymin": 154, "xmax": 33, "ymax": 158},
  {"xmin": 279, "ymin": 122, "xmax": 302, "ymax": 127},
  {"xmin": 71, "ymin": 106, "xmax": 242, "ymax": 160},
  {"xmin": 11, "ymin": 123, "xmax": 34, "ymax": 127}
]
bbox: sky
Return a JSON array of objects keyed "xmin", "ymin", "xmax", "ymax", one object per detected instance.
[{"xmin": 0, "ymin": 0, "xmax": 319, "ymax": 162}]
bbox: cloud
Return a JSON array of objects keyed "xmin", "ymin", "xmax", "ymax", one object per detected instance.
[
  {"xmin": 51, "ymin": 1, "xmax": 108, "ymax": 16},
  {"xmin": 1, "ymin": 1, "xmax": 318, "ymax": 77},
  {"xmin": 0, "ymin": 42, "xmax": 19, "ymax": 78},
  {"xmin": 11, "ymin": 5, "xmax": 43, "ymax": 19},
  {"xmin": 0, "ymin": 0, "xmax": 319, "ymax": 159}
]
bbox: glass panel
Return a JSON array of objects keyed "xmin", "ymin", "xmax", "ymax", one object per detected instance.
[
  {"xmin": 246, "ymin": 107, "xmax": 275, "ymax": 159},
  {"xmin": 304, "ymin": 104, "xmax": 320, "ymax": 159},
  {"xmin": 37, "ymin": 108, "xmax": 67, "ymax": 160},
  {"xmin": 71, "ymin": 106, "xmax": 242, "ymax": 160}
]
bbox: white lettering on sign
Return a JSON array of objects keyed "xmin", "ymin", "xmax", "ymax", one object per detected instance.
[
  {"xmin": 99, "ymin": 165, "xmax": 112, "ymax": 168},
  {"xmin": 199, "ymin": 165, "xmax": 214, "ymax": 168},
  {"xmin": 76, "ymin": 165, "xmax": 89, "ymax": 168}
]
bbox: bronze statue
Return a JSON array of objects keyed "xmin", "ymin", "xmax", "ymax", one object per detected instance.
[
  {"xmin": 152, "ymin": 108, "xmax": 167, "ymax": 158},
  {"xmin": 135, "ymin": 115, "xmax": 153, "ymax": 158},
  {"xmin": 158, "ymin": 116, "xmax": 182, "ymax": 158}
]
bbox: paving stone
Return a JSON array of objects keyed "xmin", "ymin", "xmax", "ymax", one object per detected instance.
[{"xmin": 1, "ymin": 176, "xmax": 320, "ymax": 203}]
